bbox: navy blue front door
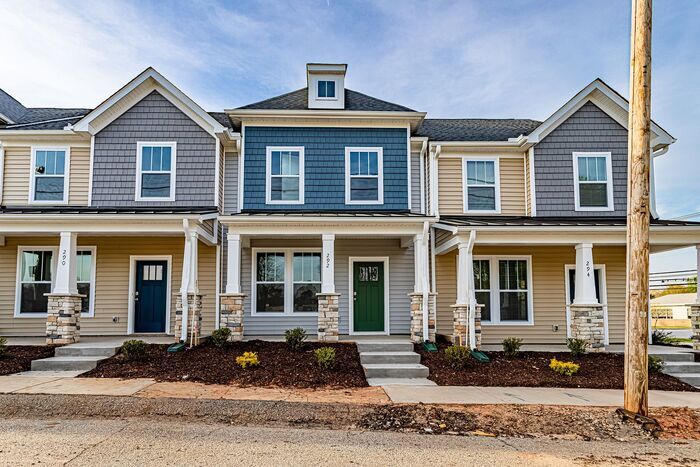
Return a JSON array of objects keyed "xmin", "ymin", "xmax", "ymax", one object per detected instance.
[{"xmin": 135, "ymin": 260, "xmax": 168, "ymax": 333}]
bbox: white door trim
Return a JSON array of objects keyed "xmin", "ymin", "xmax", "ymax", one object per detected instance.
[
  {"xmin": 348, "ymin": 256, "xmax": 390, "ymax": 336},
  {"xmin": 564, "ymin": 264, "xmax": 609, "ymax": 345},
  {"xmin": 128, "ymin": 255, "xmax": 173, "ymax": 335}
]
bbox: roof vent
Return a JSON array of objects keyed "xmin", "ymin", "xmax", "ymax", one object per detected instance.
[{"xmin": 306, "ymin": 63, "xmax": 347, "ymax": 110}]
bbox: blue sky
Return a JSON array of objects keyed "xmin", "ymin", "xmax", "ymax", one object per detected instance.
[{"xmin": 2, "ymin": 0, "xmax": 699, "ymax": 271}]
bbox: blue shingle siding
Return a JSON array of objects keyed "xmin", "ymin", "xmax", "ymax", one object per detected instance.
[
  {"xmin": 533, "ymin": 102, "xmax": 628, "ymax": 216},
  {"xmin": 91, "ymin": 91, "xmax": 216, "ymax": 207},
  {"xmin": 242, "ymin": 127, "xmax": 409, "ymax": 211}
]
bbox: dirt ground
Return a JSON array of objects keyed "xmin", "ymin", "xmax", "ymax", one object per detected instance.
[
  {"xmin": 417, "ymin": 344, "xmax": 698, "ymax": 392},
  {"xmin": 81, "ymin": 340, "xmax": 367, "ymax": 388},
  {"xmin": 0, "ymin": 346, "xmax": 55, "ymax": 376}
]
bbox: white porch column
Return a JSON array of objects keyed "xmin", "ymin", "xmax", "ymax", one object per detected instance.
[
  {"xmin": 225, "ymin": 233, "xmax": 242, "ymax": 294},
  {"xmin": 187, "ymin": 231, "xmax": 199, "ymax": 294},
  {"xmin": 321, "ymin": 234, "xmax": 335, "ymax": 294},
  {"xmin": 413, "ymin": 233, "xmax": 425, "ymax": 294},
  {"xmin": 456, "ymin": 242, "xmax": 471, "ymax": 305},
  {"xmin": 53, "ymin": 232, "xmax": 78, "ymax": 295},
  {"xmin": 573, "ymin": 243, "xmax": 598, "ymax": 305},
  {"xmin": 696, "ymin": 245, "xmax": 700, "ymax": 304}
]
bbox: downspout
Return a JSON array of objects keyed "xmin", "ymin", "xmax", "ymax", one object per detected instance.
[
  {"xmin": 466, "ymin": 230, "xmax": 477, "ymax": 348},
  {"xmin": 421, "ymin": 221, "xmax": 430, "ymax": 342},
  {"xmin": 180, "ymin": 219, "xmax": 192, "ymax": 343}
]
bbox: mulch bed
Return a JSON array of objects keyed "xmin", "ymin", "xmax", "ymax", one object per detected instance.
[
  {"xmin": 80, "ymin": 340, "xmax": 367, "ymax": 388},
  {"xmin": 417, "ymin": 343, "xmax": 699, "ymax": 392},
  {"xmin": 0, "ymin": 346, "xmax": 56, "ymax": 376}
]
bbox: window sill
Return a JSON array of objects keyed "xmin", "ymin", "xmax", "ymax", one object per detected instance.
[
  {"xmin": 135, "ymin": 197, "xmax": 176, "ymax": 202},
  {"xmin": 251, "ymin": 311, "xmax": 319, "ymax": 317},
  {"xmin": 265, "ymin": 200, "xmax": 305, "ymax": 205},
  {"xmin": 345, "ymin": 200, "xmax": 384, "ymax": 205},
  {"xmin": 481, "ymin": 322, "xmax": 534, "ymax": 326},
  {"xmin": 574, "ymin": 206, "xmax": 615, "ymax": 212},
  {"xmin": 12, "ymin": 312, "xmax": 94, "ymax": 319},
  {"xmin": 463, "ymin": 210, "xmax": 501, "ymax": 215}
]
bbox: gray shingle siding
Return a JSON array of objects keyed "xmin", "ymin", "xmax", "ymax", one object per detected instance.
[
  {"xmin": 533, "ymin": 101, "xmax": 628, "ymax": 217},
  {"xmin": 91, "ymin": 91, "xmax": 216, "ymax": 207}
]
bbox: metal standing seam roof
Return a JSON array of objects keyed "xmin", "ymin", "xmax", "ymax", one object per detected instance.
[
  {"xmin": 0, "ymin": 206, "xmax": 218, "ymax": 215},
  {"xmin": 236, "ymin": 87, "xmax": 416, "ymax": 112},
  {"xmin": 437, "ymin": 216, "xmax": 700, "ymax": 228}
]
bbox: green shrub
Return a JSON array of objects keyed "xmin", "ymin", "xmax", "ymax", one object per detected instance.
[
  {"xmin": 210, "ymin": 327, "xmax": 231, "ymax": 347},
  {"xmin": 648, "ymin": 355, "xmax": 665, "ymax": 373},
  {"xmin": 236, "ymin": 351, "xmax": 260, "ymax": 368},
  {"xmin": 502, "ymin": 337, "xmax": 523, "ymax": 357},
  {"xmin": 285, "ymin": 327, "xmax": 307, "ymax": 350},
  {"xmin": 444, "ymin": 345, "xmax": 471, "ymax": 369},
  {"xmin": 566, "ymin": 338, "xmax": 588, "ymax": 357},
  {"xmin": 549, "ymin": 358, "xmax": 580, "ymax": 376},
  {"xmin": 651, "ymin": 329, "xmax": 672, "ymax": 345},
  {"xmin": 0, "ymin": 336, "xmax": 6, "ymax": 357},
  {"xmin": 314, "ymin": 346, "xmax": 336, "ymax": 369},
  {"xmin": 121, "ymin": 339, "xmax": 147, "ymax": 361}
]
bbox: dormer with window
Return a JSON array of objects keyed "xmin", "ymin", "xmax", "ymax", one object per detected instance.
[{"xmin": 306, "ymin": 63, "xmax": 346, "ymax": 110}]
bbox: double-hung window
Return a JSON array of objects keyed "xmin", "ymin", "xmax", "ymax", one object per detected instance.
[
  {"xmin": 136, "ymin": 142, "xmax": 176, "ymax": 201},
  {"xmin": 463, "ymin": 158, "xmax": 499, "ymax": 213},
  {"xmin": 471, "ymin": 257, "xmax": 532, "ymax": 324},
  {"xmin": 345, "ymin": 147, "xmax": 383, "ymax": 204},
  {"xmin": 15, "ymin": 247, "xmax": 96, "ymax": 316},
  {"xmin": 253, "ymin": 250, "xmax": 321, "ymax": 314},
  {"xmin": 317, "ymin": 80, "xmax": 336, "ymax": 99},
  {"xmin": 266, "ymin": 147, "xmax": 304, "ymax": 204},
  {"xmin": 573, "ymin": 152, "xmax": 614, "ymax": 211},
  {"xmin": 30, "ymin": 147, "xmax": 69, "ymax": 203}
]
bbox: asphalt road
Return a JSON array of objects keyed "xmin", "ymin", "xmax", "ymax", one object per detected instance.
[{"xmin": 0, "ymin": 417, "xmax": 697, "ymax": 466}]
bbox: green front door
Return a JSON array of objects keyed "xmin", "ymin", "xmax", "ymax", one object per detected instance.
[{"xmin": 353, "ymin": 262, "xmax": 385, "ymax": 332}]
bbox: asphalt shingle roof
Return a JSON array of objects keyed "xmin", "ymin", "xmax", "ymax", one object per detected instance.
[
  {"xmin": 237, "ymin": 87, "xmax": 416, "ymax": 112},
  {"xmin": 415, "ymin": 118, "xmax": 542, "ymax": 141},
  {"xmin": 0, "ymin": 89, "xmax": 27, "ymax": 122}
]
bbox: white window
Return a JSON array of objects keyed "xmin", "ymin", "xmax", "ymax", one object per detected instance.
[
  {"xmin": 265, "ymin": 146, "xmax": 304, "ymax": 204},
  {"xmin": 30, "ymin": 147, "xmax": 70, "ymax": 204},
  {"xmin": 572, "ymin": 152, "xmax": 614, "ymax": 211},
  {"xmin": 471, "ymin": 256, "xmax": 533, "ymax": 325},
  {"xmin": 345, "ymin": 147, "xmax": 384, "ymax": 205},
  {"xmin": 463, "ymin": 158, "xmax": 500, "ymax": 213},
  {"xmin": 136, "ymin": 142, "xmax": 176, "ymax": 201},
  {"xmin": 15, "ymin": 246, "xmax": 96, "ymax": 317},
  {"xmin": 317, "ymin": 80, "xmax": 336, "ymax": 99},
  {"xmin": 252, "ymin": 249, "xmax": 321, "ymax": 315}
]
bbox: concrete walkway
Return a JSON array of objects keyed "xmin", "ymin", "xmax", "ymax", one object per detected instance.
[{"xmin": 383, "ymin": 385, "xmax": 700, "ymax": 408}]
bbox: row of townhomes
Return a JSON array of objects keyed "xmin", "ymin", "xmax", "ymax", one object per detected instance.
[{"xmin": 1, "ymin": 63, "xmax": 700, "ymax": 349}]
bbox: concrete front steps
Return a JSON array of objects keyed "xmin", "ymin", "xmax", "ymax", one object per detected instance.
[
  {"xmin": 357, "ymin": 341, "xmax": 436, "ymax": 387},
  {"xmin": 654, "ymin": 350, "xmax": 700, "ymax": 388},
  {"xmin": 30, "ymin": 342, "xmax": 118, "ymax": 373}
]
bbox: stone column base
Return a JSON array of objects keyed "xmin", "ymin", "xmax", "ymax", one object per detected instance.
[
  {"xmin": 220, "ymin": 293, "xmax": 246, "ymax": 341},
  {"xmin": 570, "ymin": 303, "xmax": 606, "ymax": 351},
  {"xmin": 690, "ymin": 304, "xmax": 700, "ymax": 351},
  {"xmin": 317, "ymin": 293, "xmax": 340, "ymax": 342},
  {"xmin": 451, "ymin": 303, "xmax": 483, "ymax": 349},
  {"xmin": 409, "ymin": 293, "xmax": 437, "ymax": 343},
  {"xmin": 175, "ymin": 293, "xmax": 203, "ymax": 343},
  {"xmin": 45, "ymin": 293, "xmax": 84, "ymax": 345}
]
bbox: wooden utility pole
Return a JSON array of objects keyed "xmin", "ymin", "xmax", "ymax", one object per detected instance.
[{"xmin": 624, "ymin": 0, "xmax": 653, "ymax": 415}]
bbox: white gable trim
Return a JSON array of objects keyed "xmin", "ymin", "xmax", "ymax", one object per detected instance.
[
  {"xmin": 72, "ymin": 67, "xmax": 225, "ymax": 137},
  {"xmin": 524, "ymin": 79, "xmax": 675, "ymax": 150}
]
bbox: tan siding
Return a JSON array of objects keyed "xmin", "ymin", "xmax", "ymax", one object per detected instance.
[
  {"xmin": 435, "ymin": 245, "xmax": 626, "ymax": 344},
  {"xmin": 2, "ymin": 146, "xmax": 30, "ymax": 205},
  {"xmin": 438, "ymin": 158, "xmax": 463, "ymax": 214},
  {"xmin": 438, "ymin": 157, "xmax": 526, "ymax": 215},
  {"xmin": 2, "ymin": 146, "xmax": 90, "ymax": 205},
  {"xmin": 0, "ymin": 236, "xmax": 217, "ymax": 337}
]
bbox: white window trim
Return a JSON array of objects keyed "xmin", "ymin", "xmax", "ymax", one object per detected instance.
[
  {"xmin": 251, "ymin": 248, "xmax": 320, "ymax": 316},
  {"xmin": 14, "ymin": 245, "xmax": 97, "ymax": 318},
  {"xmin": 564, "ymin": 264, "xmax": 609, "ymax": 345},
  {"xmin": 462, "ymin": 156, "xmax": 501, "ymax": 214},
  {"xmin": 29, "ymin": 146, "xmax": 70, "ymax": 205},
  {"xmin": 135, "ymin": 141, "xmax": 177, "ymax": 202},
  {"xmin": 265, "ymin": 146, "xmax": 305, "ymax": 205},
  {"xmin": 572, "ymin": 152, "xmax": 614, "ymax": 212},
  {"xmin": 316, "ymin": 79, "xmax": 339, "ymax": 101},
  {"xmin": 473, "ymin": 255, "xmax": 534, "ymax": 326},
  {"xmin": 344, "ymin": 146, "xmax": 384, "ymax": 205}
]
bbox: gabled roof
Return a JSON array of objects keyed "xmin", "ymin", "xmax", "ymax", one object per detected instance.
[
  {"xmin": 0, "ymin": 88, "xmax": 28, "ymax": 124},
  {"xmin": 416, "ymin": 118, "xmax": 541, "ymax": 142},
  {"xmin": 237, "ymin": 87, "xmax": 416, "ymax": 112},
  {"xmin": 0, "ymin": 88, "xmax": 90, "ymax": 129},
  {"xmin": 72, "ymin": 67, "xmax": 226, "ymax": 136},
  {"xmin": 526, "ymin": 78, "xmax": 675, "ymax": 150}
]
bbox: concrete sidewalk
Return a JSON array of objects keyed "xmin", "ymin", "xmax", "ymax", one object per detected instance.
[
  {"xmin": 1, "ymin": 374, "xmax": 699, "ymax": 407},
  {"xmin": 383, "ymin": 385, "xmax": 700, "ymax": 408}
]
